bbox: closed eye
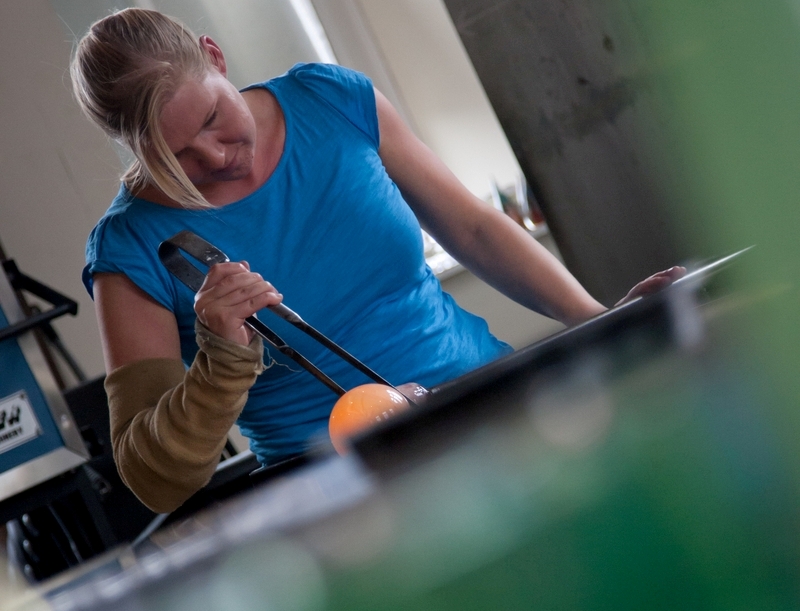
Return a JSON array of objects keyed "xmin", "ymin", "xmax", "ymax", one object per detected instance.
[{"xmin": 170, "ymin": 108, "xmax": 218, "ymax": 158}]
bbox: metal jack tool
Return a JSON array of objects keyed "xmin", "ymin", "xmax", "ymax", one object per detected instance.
[{"xmin": 158, "ymin": 230, "xmax": 403, "ymax": 399}]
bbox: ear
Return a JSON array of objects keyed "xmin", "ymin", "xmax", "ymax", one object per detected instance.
[{"xmin": 199, "ymin": 36, "xmax": 227, "ymax": 77}]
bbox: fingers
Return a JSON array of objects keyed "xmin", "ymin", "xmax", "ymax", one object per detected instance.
[
  {"xmin": 668, "ymin": 265, "xmax": 687, "ymax": 280},
  {"xmin": 643, "ymin": 266, "xmax": 687, "ymax": 288},
  {"xmin": 638, "ymin": 275, "xmax": 672, "ymax": 290},
  {"xmin": 650, "ymin": 266, "xmax": 687, "ymax": 281},
  {"xmin": 194, "ymin": 262, "xmax": 283, "ymax": 344},
  {"xmin": 615, "ymin": 266, "xmax": 688, "ymax": 307},
  {"xmin": 202, "ymin": 263, "xmax": 279, "ymax": 305}
]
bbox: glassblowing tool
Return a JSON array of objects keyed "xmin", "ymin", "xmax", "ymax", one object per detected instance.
[{"xmin": 158, "ymin": 230, "xmax": 401, "ymax": 398}]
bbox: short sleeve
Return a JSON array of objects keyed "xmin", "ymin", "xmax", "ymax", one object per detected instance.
[
  {"xmin": 82, "ymin": 203, "xmax": 178, "ymax": 312},
  {"xmin": 286, "ymin": 63, "xmax": 379, "ymax": 148}
]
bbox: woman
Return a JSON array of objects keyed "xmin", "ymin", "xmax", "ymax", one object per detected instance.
[{"xmin": 72, "ymin": 8, "xmax": 682, "ymax": 513}]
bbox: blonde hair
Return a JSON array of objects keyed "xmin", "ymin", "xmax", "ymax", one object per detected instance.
[{"xmin": 71, "ymin": 8, "xmax": 212, "ymax": 208}]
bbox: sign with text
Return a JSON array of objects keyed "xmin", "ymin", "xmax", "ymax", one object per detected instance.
[{"xmin": 0, "ymin": 391, "xmax": 41, "ymax": 454}]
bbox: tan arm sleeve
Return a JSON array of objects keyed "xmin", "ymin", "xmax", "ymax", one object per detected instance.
[{"xmin": 104, "ymin": 321, "xmax": 266, "ymax": 514}]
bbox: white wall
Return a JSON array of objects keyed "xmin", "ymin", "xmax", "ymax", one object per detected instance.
[
  {"xmin": 354, "ymin": 0, "xmax": 522, "ymax": 197},
  {"xmin": 0, "ymin": 0, "xmax": 122, "ymax": 380},
  {"xmin": 311, "ymin": 0, "xmax": 523, "ymax": 198}
]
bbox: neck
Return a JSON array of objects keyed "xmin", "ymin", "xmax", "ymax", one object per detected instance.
[{"xmin": 243, "ymin": 87, "xmax": 285, "ymax": 189}]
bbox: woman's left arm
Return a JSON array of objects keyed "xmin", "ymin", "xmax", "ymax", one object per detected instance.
[
  {"xmin": 375, "ymin": 89, "xmax": 608, "ymax": 326},
  {"xmin": 376, "ymin": 90, "xmax": 685, "ymax": 324}
]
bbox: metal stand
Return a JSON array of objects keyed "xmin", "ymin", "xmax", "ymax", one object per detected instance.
[{"xmin": 0, "ymin": 259, "xmax": 85, "ymax": 388}]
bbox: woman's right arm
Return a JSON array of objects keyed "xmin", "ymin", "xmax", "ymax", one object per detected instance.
[
  {"xmin": 94, "ymin": 266, "xmax": 280, "ymax": 513},
  {"xmin": 94, "ymin": 272, "xmax": 183, "ymax": 371}
]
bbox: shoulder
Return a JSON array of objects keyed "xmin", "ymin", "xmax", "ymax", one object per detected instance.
[
  {"xmin": 83, "ymin": 187, "xmax": 177, "ymax": 303},
  {"xmin": 244, "ymin": 63, "xmax": 372, "ymax": 97},
  {"xmin": 286, "ymin": 62, "xmax": 372, "ymax": 91},
  {"xmin": 281, "ymin": 63, "xmax": 379, "ymax": 146},
  {"xmin": 271, "ymin": 63, "xmax": 375, "ymax": 117},
  {"xmin": 86, "ymin": 187, "xmax": 135, "ymax": 257}
]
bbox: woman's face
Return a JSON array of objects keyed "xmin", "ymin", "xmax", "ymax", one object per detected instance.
[{"xmin": 158, "ymin": 68, "xmax": 257, "ymax": 188}]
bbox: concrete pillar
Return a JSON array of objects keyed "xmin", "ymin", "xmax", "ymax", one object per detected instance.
[{"xmin": 442, "ymin": 0, "xmax": 685, "ymax": 304}]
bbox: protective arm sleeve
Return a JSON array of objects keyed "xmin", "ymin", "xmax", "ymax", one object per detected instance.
[{"xmin": 103, "ymin": 320, "xmax": 266, "ymax": 514}]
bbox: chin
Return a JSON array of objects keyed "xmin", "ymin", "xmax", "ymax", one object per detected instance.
[{"xmin": 210, "ymin": 161, "xmax": 252, "ymax": 183}]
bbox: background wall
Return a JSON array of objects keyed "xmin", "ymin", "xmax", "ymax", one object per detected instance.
[
  {"xmin": 0, "ymin": 0, "xmax": 562, "ymax": 384},
  {"xmin": 0, "ymin": 0, "xmax": 120, "ymax": 381},
  {"xmin": 340, "ymin": 0, "xmax": 522, "ymax": 195}
]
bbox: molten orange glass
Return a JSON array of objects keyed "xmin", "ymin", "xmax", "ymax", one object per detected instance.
[{"xmin": 328, "ymin": 384, "xmax": 410, "ymax": 454}]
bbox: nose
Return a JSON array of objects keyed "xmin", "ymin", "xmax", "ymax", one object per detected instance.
[{"xmin": 195, "ymin": 136, "xmax": 227, "ymax": 170}]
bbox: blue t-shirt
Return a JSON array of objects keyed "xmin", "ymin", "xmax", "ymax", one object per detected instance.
[{"xmin": 84, "ymin": 63, "xmax": 511, "ymax": 464}]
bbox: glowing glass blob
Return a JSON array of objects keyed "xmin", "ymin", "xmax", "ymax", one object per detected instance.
[{"xmin": 328, "ymin": 384, "xmax": 410, "ymax": 455}]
